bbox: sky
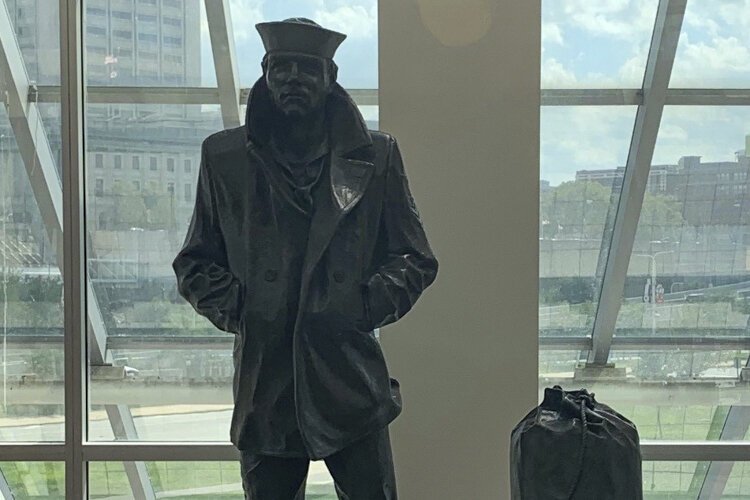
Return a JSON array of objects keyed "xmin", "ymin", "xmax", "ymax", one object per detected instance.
[
  {"xmin": 540, "ymin": 0, "xmax": 750, "ymax": 185},
  {"xmin": 199, "ymin": 0, "xmax": 378, "ymax": 89},
  {"xmin": 198, "ymin": 0, "xmax": 750, "ymax": 186}
]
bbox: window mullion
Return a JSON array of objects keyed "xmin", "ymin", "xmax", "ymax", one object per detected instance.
[{"xmin": 60, "ymin": 0, "xmax": 87, "ymax": 498}]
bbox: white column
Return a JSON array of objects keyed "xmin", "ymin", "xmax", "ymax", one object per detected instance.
[{"xmin": 379, "ymin": 1, "xmax": 540, "ymax": 497}]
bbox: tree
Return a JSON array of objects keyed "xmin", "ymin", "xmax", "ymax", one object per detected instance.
[
  {"xmin": 541, "ymin": 180, "xmax": 686, "ymax": 243},
  {"xmin": 540, "ymin": 181, "xmax": 611, "ymax": 240},
  {"xmin": 634, "ymin": 192, "xmax": 685, "ymax": 245}
]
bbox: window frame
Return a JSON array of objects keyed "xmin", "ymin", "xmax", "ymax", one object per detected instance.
[{"xmin": 3, "ymin": 1, "xmax": 749, "ymax": 498}]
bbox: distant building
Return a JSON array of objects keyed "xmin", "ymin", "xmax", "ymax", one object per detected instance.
[
  {"xmin": 575, "ymin": 164, "xmax": 676, "ymax": 194},
  {"xmin": 3, "ymin": 0, "xmax": 212, "ymax": 276},
  {"xmin": 574, "ymin": 142, "xmax": 750, "ymax": 226},
  {"xmin": 670, "ymin": 155, "xmax": 750, "ymax": 226}
]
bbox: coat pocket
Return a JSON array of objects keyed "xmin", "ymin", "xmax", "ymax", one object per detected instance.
[{"xmin": 329, "ymin": 271, "xmax": 371, "ymax": 333}]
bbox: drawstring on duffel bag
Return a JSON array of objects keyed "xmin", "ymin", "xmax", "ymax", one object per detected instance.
[{"xmin": 561, "ymin": 388, "xmax": 595, "ymax": 500}]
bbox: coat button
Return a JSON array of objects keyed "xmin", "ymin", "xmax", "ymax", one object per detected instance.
[
  {"xmin": 333, "ymin": 271, "xmax": 345, "ymax": 283},
  {"xmin": 264, "ymin": 270, "xmax": 278, "ymax": 282}
]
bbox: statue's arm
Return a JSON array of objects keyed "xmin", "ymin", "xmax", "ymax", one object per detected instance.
[
  {"xmin": 362, "ymin": 136, "xmax": 439, "ymax": 330},
  {"xmin": 172, "ymin": 139, "xmax": 244, "ymax": 334}
]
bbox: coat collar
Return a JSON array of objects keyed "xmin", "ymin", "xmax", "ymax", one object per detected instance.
[
  {"xmin": 244, "ymin": 76, "xmax": 372, "ymax": 156},
  {"xmin": 244, "ymin": 77, "xmax": 376, "ymax": 214}
]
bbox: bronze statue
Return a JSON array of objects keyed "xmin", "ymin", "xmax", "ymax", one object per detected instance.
[{"xmin": 172, "ymin": 17, "xmax": 438, "ymax": 499}]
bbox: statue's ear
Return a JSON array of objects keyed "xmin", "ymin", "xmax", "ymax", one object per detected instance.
[{"xmin": 261, "ymin": 55, "xmax": 269, "ymax": 76}]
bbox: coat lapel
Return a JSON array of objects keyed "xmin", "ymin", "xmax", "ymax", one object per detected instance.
[
  {"xmin": 330, "ymin": 155, "xmax": 374, "ymax": 213},
  {"xmin": 243, "ymin": 78, "xmax": 377, "ymax": 326},
  {"xmin": 301, "ymin": 153, "xmax": 375, "ymax": 283},
  {"xmin": 246, "ymin": 143, "xmax": 311, "ymax": 217}
]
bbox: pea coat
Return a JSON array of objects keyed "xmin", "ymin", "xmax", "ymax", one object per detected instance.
[{"xmin": 172, "ymin": 77, "xmax": 438, "ymax": 460}]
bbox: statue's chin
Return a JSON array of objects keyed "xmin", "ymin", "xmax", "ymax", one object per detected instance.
[
  {"xmin": 278, "ymin": 103, "xmax": 326, "ymax": 122},
  {"xmin": 280, "ymin": 107, "xmax": 309, "ymax": 118}
]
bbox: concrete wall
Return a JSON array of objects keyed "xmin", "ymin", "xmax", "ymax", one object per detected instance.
[{"xmin": 378, "ymin": 1, "xmax": 540, "ymax": 498}]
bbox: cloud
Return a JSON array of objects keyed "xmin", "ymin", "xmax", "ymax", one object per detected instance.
[
  {"xmin": 542, "ymin": 58, "xmax": 578, "ymax": 88},
  {"xmin": 716, "ymin": 1, "xmax": 750, "ymax": 31},
  {"xmin": 683, "ymin": 10, "xmax": 720, "ymax": 39},
  {"xmin": 542, "ymin": 22, "xmax": 564, "ymax": 46},
  {"xmin": 671, "ymin": 33, "xmax": 750, "ymax": 86},
  {"xmin": 314, "ymin": 4, "xmax": 377, "ymax": 39},
  {"xmin": 652, "ymin": 107, "xmax": 750, "ymax": 165},
  {"xmin": 228, "ymin": 0, "xmax": 265, "ymax": 42},
  {"xmin": 543, "ymin": 59, "xmax": 627, "ymax": 88},
  {"xmin": 200, "ymin": 0, "xmax": 265, "ymax": 42},
  {"xmin": 617, "ymin": 54, "xmax": 645, "ymax": 85},
  {"xmin": 657, "ymin": 124, "xmax": 688, "ymax": 142},
  {"xmin": 562, "ymin": 0, "xmax": 656, "ymax": 41},
  {"xmin": 541, "ymin": 107, "xmax": 635, "ymax": 184}
]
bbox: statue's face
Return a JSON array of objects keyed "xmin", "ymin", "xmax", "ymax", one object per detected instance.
[{"xmin": 265, "ymin": 53, "xmax": 332, "ymax": 118}]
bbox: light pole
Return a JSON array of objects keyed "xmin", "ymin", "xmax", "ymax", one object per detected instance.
[{"xmin": 634, "ymin": 248, "xmax": 676, "ymax": 334}]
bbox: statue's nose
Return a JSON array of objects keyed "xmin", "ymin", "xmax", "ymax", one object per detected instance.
[{"xmin": 288, "ymin": 62, "xmax": 299, "ymax": 79}]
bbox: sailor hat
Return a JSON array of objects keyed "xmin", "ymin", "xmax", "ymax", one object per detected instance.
[{"xmin": 256, "ymin": 18, "xmax": 346, "ymax": 60}]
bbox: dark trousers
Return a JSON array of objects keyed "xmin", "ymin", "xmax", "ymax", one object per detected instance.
[{"xmin": 239, "ymin": 426, "xmax": 397, "ymax": 499}]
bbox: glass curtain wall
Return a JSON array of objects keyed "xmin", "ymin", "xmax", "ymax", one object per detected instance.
[
  {"xmin": 0, "ymin": 0, "xmax": 376, "ymax": 497},
  {"xmin": 0, "ymin": 0, "xmax": 66, "ymax": 457},
  {"xmin": 542, "ymin": 1, "xmax": 750, "ymax": 498}
]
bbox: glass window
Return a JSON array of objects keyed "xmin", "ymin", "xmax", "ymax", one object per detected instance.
[
  {"xmin": 541, "ymin": 0, "xmax": 659, "ymax": 88},
  {"xmin": 88, "ymin": 461, "xmax": 337, "ymax": 498},
  {"xmin": 163, "ymin": 17, "xmax": 182, "ymax": 27},
  {"xmin": 87, "ymin": 26, "xmax": 106, "ymax": 37},
  {"xmin": 138, "ymin": 33, "xmax": 157, "ymax": 43},
  {"xmin": 540, "ymin": 5, "xmax": 750, "ymax": 479},
  {"xmin": 85, "ymin": 103, "xmax": 231, "ymax": 441},
  {"xmin": 588, "ymin": 108, "xmax": 750, "ymax": 440},
  {"xmin": 163, "ymin": 35, "xmax": 182, "ymax": 47},
  {"xmin": 112, "ymin": 10, "xmax": 132, "ymax": 20},
  {"xmin": 670, "ymin": 2, "xmax": 750, "ymax": 88},
  {"xmin": 0, "ymin": 106, "xmax": 64, "ymax": 440},
  {"xmin": 644, "ymin": 462, "xmax": 750, "ymax": 498},
  {"xmin": 0, "ymin": 463, "xmax": 64, "ymax": 498},
  {"xmin": 540, "ymin": 107, "xmax": 636, "ymax": 341},
  {"xmin": 8, "ymin": 0, "xmax": 372, "ymax": 494},
  {"xmin": 233, "ymin": 0, "xmax": 378, "ymax": 89}
]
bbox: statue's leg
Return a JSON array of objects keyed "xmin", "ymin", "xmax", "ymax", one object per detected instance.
[
  {"xmin": 324, "ymin": 425, "xmax": 397, "ymax": 500},
  {"xmin": 239, "ymin": 451, "xmax": 309, "ymax": 499}
]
